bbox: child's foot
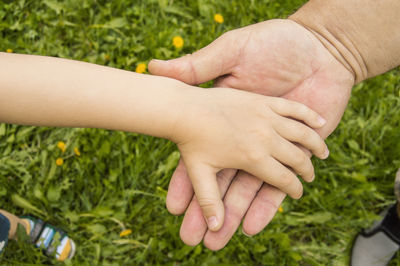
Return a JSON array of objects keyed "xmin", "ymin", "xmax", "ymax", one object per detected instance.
[
  {"xmin": 20, "ymin": 216, "xmax": 76, "ymax": 261},
  {"xmin": 351, "ymin": 203, "xmax": 400, "ymax": 266},
  {"xmin": 0, "ymin": 213, "xmax": 10, "ymax": 255}
]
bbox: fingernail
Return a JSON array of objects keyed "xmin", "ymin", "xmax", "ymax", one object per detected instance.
[
  {"xmin": 318, "ymin": 116, "xmax": 326, "ymax": 126},
  {"xmin": 207, "ymin": 216, "xmax": 219, "ymax": 230},
  {"xmin": 242, "ymin": 229, "xmax": 253, "ymax": 237},
  {"xmin": 323, "ymin": 149, "xmax": 330, "ymax": 159}
]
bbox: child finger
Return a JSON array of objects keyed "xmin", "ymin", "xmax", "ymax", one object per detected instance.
[
  {"xmin": 180, "ymin": 168, "xmax": 237, "ymax": 246},
  {"xmin": 297, "ymin": 143, "xmax": 312, "ymax": 158},
  {"xmin": 203, "ymin": 171, "xmax": 264, "ymax": 250},
  {"xmin": 274, "ymin": 117, "xmax": 329, "ymax": 159},
  {"xmin": 267, "ymin": 98, "xmax": 326, "ymax": 128},
  {"xmin": 248, "ymin": 157, "xmax": 303, "ymax": 199},
  {"xmin": 271, "ymin": 136, "xmax": 315, "ymax": 182},
  {"xmin": 186, "ymin": 163, "xmax": 225, "ymax": 231}
]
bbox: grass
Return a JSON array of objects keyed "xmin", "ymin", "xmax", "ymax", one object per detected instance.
[{"xmin": 0, "ymin": 0, "xmax": 400, "ymax": 265}]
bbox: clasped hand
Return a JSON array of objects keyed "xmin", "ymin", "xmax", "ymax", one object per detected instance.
[
  {"xmin": 168, "ymin": 86, "xmax": 328, "ymax": 231},
  {"xmin": 150, "ymin": 19, "xmax": 354, "ymax": 250}
]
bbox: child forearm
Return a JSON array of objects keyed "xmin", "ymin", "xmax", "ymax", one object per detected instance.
[
  {"xmin": 0, "ymin": 52, "xmax": 329, "ymax": 231},
  {"xmin": 0, "ymin": 52, "xmax": 188, "ymax": 140}
]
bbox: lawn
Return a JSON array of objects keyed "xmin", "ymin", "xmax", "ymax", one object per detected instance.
[{"xmin": 1, "ymin": 0, "xmax": 400, "ymax": 265}]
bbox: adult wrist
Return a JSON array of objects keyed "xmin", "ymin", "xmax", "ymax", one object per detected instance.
[{"xmin": 289, "ymin": 0, "xmax": 400, "ymax": 84}]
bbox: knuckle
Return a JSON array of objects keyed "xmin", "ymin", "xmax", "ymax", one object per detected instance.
[
  {"xmin": 239, "ymin": 174, "xmax": 263, "ymax": 191},
  {"xmin": 258, "ymin": 193, "xmax": 280, "ymax": 210},
  {"xmin": 197, "ymin": 197, "xmax": 217, "ymax": 209},
  {"xmin": 297, "ymin": 103, "xmax": 309, "ymax": 116},
  {"xmin": 245, "ymin": 149, "xmax": 265, "ymax": 163},
  {"xmin": 173, "ymin": 55, "xmax": 193, "ymax": 74},
  {"xmin": 216, "ymin": 169, "xmax": 231, "ymax": 180},
  {"xmin": 239, "ymin": 131, "xmax": 271, "ymax": 164},
  {"xmin": 292, "ymin": 153, "xmax": 308, "ymax": 169},
  {"xmin": 269, "ymin": 97, "xmax": 282, "ymax": 106},
  {"xmin": 259, "ymin": 127, "xmax": 275, "ymax": 145},
  {"xmin": 227, "ymin": 204, "xmax": 245, "ymax": 221},
  {"xmin": 277, "ymin": 171, "xmax": 294, "ymax": 190},
  {"xmin": 298, "ymin": 127, "xmax": 312, "ymax": 140},
  {"xmin": 273, "ymin": 98, "xmax": 287, "ymax": 112},
  {"xmin": 216, "ymin": 169, "xmax": 236, "ymax": 186}
]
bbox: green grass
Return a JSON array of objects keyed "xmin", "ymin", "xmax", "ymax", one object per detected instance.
[{"xmin": 1, "ymin": 0, "xmax": 400, "ymax": 265}]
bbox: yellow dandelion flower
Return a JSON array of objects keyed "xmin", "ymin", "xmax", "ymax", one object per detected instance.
[
  {"xmin": 135, "ymin": 63, "xmax": 147, "ymax": 74},
  {"xmin": 57, "ymin": 141, "xmax": 66, "ymax": 153},
  {"xmin": 74, "ymin": 147, "xmax": 81, "ymax": 156},
  {"xmin": 214, "ymin": 14, "xmax": 224, "ymax": 24},
  {"xmin": 119, "ymin": 229, "xmax": 132, "ymax": 237},
  {"xmin": 6, "ymin": 49, "xmax": 13, "ymax": 53},
  {"xmin": 278, "ymin": 206, "xmax": 284, "ymax": 213},
  {"xmin": 104, "ymin": 54, "xmax": 110, "ymax": 61},
  {"xmin": 56, "ymin": 158, "xmax": 64, "ymax": 166},
  {"xmin": 172, "ymin": 36, "xmax": 184, "ymax": 49}
]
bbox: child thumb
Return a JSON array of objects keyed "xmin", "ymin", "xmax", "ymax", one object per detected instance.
[{"xmin": 186, "ymin": 163, "xmax": 225, "ymax": 231}]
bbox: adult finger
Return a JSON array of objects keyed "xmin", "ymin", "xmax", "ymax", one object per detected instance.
[
  {"xmin": 180, "ymin": 168, "xmax": 237, "ymax": 246},
  {"xmin": 166, "ymin": 159, "xmax": 194, "ymax": 215},
  {"xmin": 203, "ymin": 171, "xmax": 263, "ymax": 250},
  {"xmin": 148, "ymin": 30, "xmax": 243, "ymax": 85},
  {"xmin": 242, "ymin": 183, "xmax": 286, "ymax": 236}
]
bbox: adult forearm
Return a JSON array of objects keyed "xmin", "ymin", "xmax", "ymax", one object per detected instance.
[
  {"xmin": 0, "ymin": 53, "xmax": 188, "ymax": 140},
  {"xmin": 290, "ymin": 0, "xmax": 400, "ymax": 84}
]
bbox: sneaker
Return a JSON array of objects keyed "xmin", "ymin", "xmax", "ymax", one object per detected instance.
[
  {"xmin": 21, "ymin": 216, "xmax": 76, "ymax": 261},
  {"xmin": 0, "ymin": 213, "xmax": 10, "ymax": 255},
  {"xmin": 351, "ymin": 203, "xmax": 400, "ymax": 266}
]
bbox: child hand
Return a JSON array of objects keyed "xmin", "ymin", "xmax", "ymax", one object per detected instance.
[{"xmin": 171, "ymin": 87, "xmax": 328, "ymax": 231}]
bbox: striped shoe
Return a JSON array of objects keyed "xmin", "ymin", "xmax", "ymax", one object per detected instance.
[
  {"xmin": 0, "ymin": 213, "xmax": 10, "ymax": 256},
  {"xmin": 21, "ymin": 216, "xmax": 76, "ymax": 261}
]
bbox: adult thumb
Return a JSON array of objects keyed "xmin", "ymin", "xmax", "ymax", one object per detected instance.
[
  {"xmin": 186, "ymin": 162, "xmax": 225, "ymax": 231},
  {"xmin": 148, "ymin": 32, "xmax": 239, "ymax": 85}
]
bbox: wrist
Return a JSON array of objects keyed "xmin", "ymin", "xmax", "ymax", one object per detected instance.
[
  {"xmin": 152, "ymin": 81, "xmax": 203, "ymax": 143},
  {"xmin": 288, "ymin": 2, "xmax": 362, "ymax": 84},
  {"xmin": 289, "ymin": 0, "xmax": 400, "ymax": 84}
]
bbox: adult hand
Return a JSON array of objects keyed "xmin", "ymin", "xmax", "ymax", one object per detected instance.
[{"xmin": 149, "ymin": 19, "xmax": 354, "ymax": 250}]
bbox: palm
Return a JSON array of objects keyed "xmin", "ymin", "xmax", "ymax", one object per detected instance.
[
  {"xmin": 149, "ymin": 19, "xmax": 354, "ymax": 250},
  {"xmin": 215, "ymin": 19, "xmax": 353, "ymax": 138}
]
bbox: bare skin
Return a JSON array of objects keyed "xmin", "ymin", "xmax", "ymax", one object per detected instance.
[
  {"xmin": 149, "ymin": 19, "xmax": 354, "ymax": 250},
  {"xmin": 0, "ymin": 52, "xmax": 327, "ymax": 233}
]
